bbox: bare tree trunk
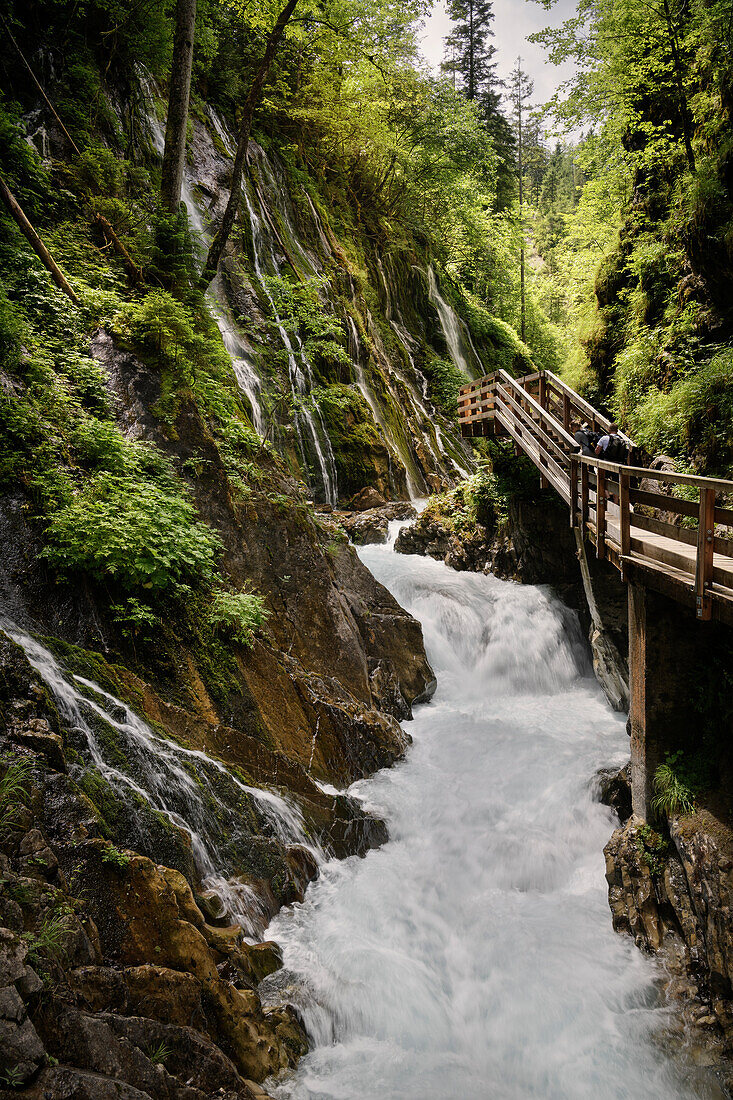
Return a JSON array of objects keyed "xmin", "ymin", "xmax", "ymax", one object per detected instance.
[
  {"xmin": 199, "ymin": 0, "xmax": 299, "ymax": 290},
  {"xmin": 0, "ymin": 175, "xmax": 79, "ymax": 303},
  {"xmin": 161, "ymin": 0, "xmax": 198, "ymax": 213}
]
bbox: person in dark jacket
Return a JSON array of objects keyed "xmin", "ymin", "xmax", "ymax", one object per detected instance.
[{"xmin": 573, "ymin": 422, "xmax": 596, "ymax": 457}]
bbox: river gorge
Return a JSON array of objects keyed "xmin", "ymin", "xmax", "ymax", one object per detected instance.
[{"xmin": 264, "ymin": 524, "xmax": 723, "ymax": 1100}]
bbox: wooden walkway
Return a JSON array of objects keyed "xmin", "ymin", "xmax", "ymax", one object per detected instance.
[{"xmin": 458, "ymin": 368, "xmax": 733, "ymax": 625}]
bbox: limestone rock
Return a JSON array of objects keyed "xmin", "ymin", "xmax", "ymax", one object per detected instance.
[
  {"xmin": 348, "ymin": 487, "xmax": 386, "ymax": 511},
  {"xmin": 594, "ymin": 763, "xmax": 632, "ymax": 823}
]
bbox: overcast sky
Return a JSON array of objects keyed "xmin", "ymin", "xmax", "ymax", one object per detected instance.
[{"xmin": 419, "ymin": 0, "xmax": 578, "ymax": 132}]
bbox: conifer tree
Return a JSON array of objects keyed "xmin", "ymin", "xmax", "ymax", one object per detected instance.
[
  {"xmin": 509, "ymin": 57, "xmax": 533, "ymax": 342},
  {"xmin": 441, "ymin": 0, "xmax": 515, "ymax": 210}
]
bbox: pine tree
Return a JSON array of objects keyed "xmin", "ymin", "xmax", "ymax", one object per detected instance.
[
  {"xmin": 441, "ymin": 0, "xmax": 497, "ymax": 101},
  {"xmin": 508, "ymin": 58, "xmax": 534, "ymax": 342},
  {"xmin": 441, "ymin": 0, "xmax": 515, "ymax": 210}
]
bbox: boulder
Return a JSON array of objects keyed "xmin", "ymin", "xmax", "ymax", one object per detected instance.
[{"xmin": 348, "ymin": 487, "xmax": 386, "ymax": 512}]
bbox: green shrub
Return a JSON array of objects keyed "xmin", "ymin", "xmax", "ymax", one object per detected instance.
[
  {"xmin": 651, "ymin": 750, "xmax": 700, "ymax": 818},
  {"xmin": 41, "ymin": 473, "xmax": 222, "ymax": 596},
  {"xmin": 208, "ymin": 589, "xmax": 270, "ymax": 647}
]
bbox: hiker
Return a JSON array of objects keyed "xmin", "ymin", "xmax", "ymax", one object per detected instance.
[
  {"xmin": 595, "ymin": 423, "xmax": 628, "ymax": 464},
  {"xmin": 595, "ymin": 422, "xmax": 628, "ymax": 504},
  {"xmin": 573, "ymin": 421, "xmax": 596, "ymax": 457}
]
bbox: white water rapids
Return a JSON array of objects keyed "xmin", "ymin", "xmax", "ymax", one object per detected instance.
[{"xmin": 265, "ymin": 527, "xmax": 720, "ymax": 1100}]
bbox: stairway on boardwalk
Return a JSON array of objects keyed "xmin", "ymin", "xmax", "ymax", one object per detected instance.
[{"xmin": 458, "ymin": 368, "xmax": 733, "ymax": 625}]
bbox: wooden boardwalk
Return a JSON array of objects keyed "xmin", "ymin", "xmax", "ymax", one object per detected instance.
[{"xmin": 458, "ymin": 368, "xmax": 733, "ymax": 625}]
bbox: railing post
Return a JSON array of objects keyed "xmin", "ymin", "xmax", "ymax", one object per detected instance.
[
  {"xmin": 695, "ymin": 485, "xmax": 715, "ymax": 621},
  {"xmin": 581, "ymin": 461, "xmax": 589, "ymax": 531},
  {"xmin": 562, "ymin": 393, "xmax": 571, "ymax": 434},
  {"xmin": 619, "ymin": 469, "xmax": 631, "ymax": 576},
  {"xmin": 538, "ymin": 373, "xmax": 547, "ymax": 411},
  {"xmin": 569, "ymin": 456, "xmax": 578, "ymax": 528},
  {"xmin": 596, "ymin": 467, "xmax": 606, "ymax": 560}
]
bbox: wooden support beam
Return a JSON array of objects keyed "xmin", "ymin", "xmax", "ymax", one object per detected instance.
[
  {"xmin": 569, "ymin": 456, "xmax": 579, "ymax": 529},
  {"xmin": 619, "ymin": 470, "xmax": 631, "ymax": 577},
  {"xmin": 695, "ymin": 486, "xmax": 715, "ymax": 621},
  {"xmin": 581, "ymin": 462, "xmax": 589, "ymax": 531},
  {"xmin": 596, "ymin": 468, "xmax": 607, "ymax": 560}
]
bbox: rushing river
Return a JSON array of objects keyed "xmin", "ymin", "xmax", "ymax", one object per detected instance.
[{"xmin": 266, "ymin": 528, "xmax": 719, "ymax": 1100}]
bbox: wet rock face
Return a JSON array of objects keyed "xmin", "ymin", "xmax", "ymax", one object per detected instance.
[
  {"xmin": 336, "ymin": 501, "xmax": 416, "ymax": 546},
  {"xmin": 594, "ymin": 763, "xmax": 632, "ymax": 823},
  {"xmin": 0, "ymin": 641, "xmax": 307, "ymax": 1096},
  {"xmin": 604, "ymin": 814, "xmax": 733, "ymax": 1054}
]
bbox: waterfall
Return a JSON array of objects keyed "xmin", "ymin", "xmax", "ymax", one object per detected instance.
[
  {"xmin": 1, "ymin": 620, "xmax": 319, "ymax": 939},
  {"xmin": 263, "ymin": 540, "xmax": 718, "ymax": 1099},
  {"xmin": 242, "ymin": 187, "xmax": 338, "ymax": 507},
  {"xmin": 138, "ymin": 73, "xmax": 266, "ymax": 437},
  {"xmin": 346, "ymin": 315, "xmax": 423, "ymax": 500},
  {"xmin": 427, "ymin": 264, "xmax": 480, "ymax": 379}
]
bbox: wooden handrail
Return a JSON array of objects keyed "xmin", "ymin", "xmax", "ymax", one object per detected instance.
[
  {"xmin": 579, "ymin": 455, "xmax": 733, "ymax": 493},
  {"xmin": 494, "ymin": 370, "xmax": 580, "ymax": 451},
  {"xmin": 457, "ymin": 366, "xmax": 733, "ymax": 621}
]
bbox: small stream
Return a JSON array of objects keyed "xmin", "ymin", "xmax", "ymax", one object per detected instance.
[{"xmin": 264, "ymin": 526, "xmax": 720, "ymax": 1100}]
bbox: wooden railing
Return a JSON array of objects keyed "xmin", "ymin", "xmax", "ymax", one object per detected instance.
[{"xmin": 458, "ymin": 370, "xmax": 733, "ymax": 623}]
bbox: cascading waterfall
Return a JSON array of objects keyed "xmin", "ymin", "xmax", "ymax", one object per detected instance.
[
  {"xmin": 345, "ymin": 315, "xmax": 424, "ymax": 500},
  {"xmin": 427, "ymin": 264, "xmax": 481, "ymax": 379},
  {"xmin": 2, "ymin": 619, "xmax": 319, "ymax": 939},
  {"xmin": 242, "ymin": 186, "xmax": 338, "ymax": 507},
  {"xmin": 264, "ymin": 526, "xmax": 720, "ymax": 1099}
]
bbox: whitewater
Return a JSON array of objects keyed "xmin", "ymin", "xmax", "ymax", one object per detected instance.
[{"xmin": 266, "ymin": 527, "xmax": 720, "ymax": 1100}]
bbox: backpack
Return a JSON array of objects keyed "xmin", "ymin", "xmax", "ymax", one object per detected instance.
[
  {"xmin": 587, "ymin": 430, "xmax": 601, "ymax": 450},
  {"xmin": 604, "ymin": 435, "xmax": 628, "ymax": 463}
]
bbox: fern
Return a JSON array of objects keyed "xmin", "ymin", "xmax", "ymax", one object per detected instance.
[{"xmin": 652, "ymin": 761, "xmax": 696, "ymax": 817}]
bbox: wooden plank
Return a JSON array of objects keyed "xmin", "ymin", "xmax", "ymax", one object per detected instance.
[
  {"xmin": 570, "ymin": 456, "xmax": 578, "ymax": 529},
  {"xmin": 581, "ymin": 462, "xmax": 589, "ymax": 528},
  {"xmin": 496, "ymin": 369, "xmax": 579, "ymax": 450},
  {"xmin": 597, "ymin": 468, "xmax": 606, "ymax": 560},
  {"xmin": 497, "ymin": 387, "xmax": 571, "ymax": 467},
  {"xmin": 619, "ymin": 471, "xmax": 631, "ymax": 569},
  {"xmin": 631, "ymin": 512, "xmax": 697, "ymax": 546},
  {"xmin": 715, "ymin": 507, "xmax": 733, "ymax": 527},
  {"xmin": 629, "ymin": 487, "xmax": 699, "ymax": 518},
  {"xmin": 582, "ymin": 455, "xmax": 733, "ymax": 491},
  {"xmin": 493, "ymin": 401, "xmax": 568, "ymax": 487},
  {"xmin": 493, "ymin": 409, "xmax": 571, "ymax": 504},
  {"xmin": 695, "ymin": 485, "xmax": 715, "ymax": 620}
]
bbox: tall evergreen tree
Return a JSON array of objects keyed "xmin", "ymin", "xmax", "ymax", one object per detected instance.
[
  {"xmin": 441, "ymin": 0, "xmax": 515, "ymax": 210},
  {"xmin": 509, "ymin": 57, "xmax": 534, "ymax": 342}
]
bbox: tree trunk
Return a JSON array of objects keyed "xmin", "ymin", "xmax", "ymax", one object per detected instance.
[
  {"xmin": 518, "ymin": 77, "xmax": 525, "ymax": 342},
  {"xmin": 662, "ymin": 0, "xmax": 695, "ymax": 172},
  {"xmin": 199, "ymin": 0, "xmax": 299, "ymax": 290},
  {"xmin": 161, "ymin": 0, "xmax": 198, "ymax": 213},
  {"xmin": 0, "ymin": 175, "xmax": 79, "ymax": 303}
]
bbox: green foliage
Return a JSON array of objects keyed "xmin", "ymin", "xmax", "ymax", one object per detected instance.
[
  {"xmin": 22, "ymin": 904, "xmax": 75, "ymax": 968},
  {"xmin": 261, "ymin": 276, "xmax": 350, "ymax": 376},
  {"xmin": 635, "ymin": 824, "xmax": 669, "ymax": 878},
  {"xmin": 0, "ymin": 757, "xmax": 34, "ymax": 836},
  {"xmin": 651, "ymin": 749, "xmax": 713, "ymax": 818},
  {"xmin": 147, "ymin": 1042, "xmax": 172, "ymax": 1066},
  {"xmin": 41, "ymin": 470, "xmax": 222, "ymax": 597},
  {"xmin": 208, "ymin": 589, "xmax": 270, "ymax": 648},
  {"xmin": 423, "ymin": 469, "xmax": 503, "ymax": 534},
  {"xmin": 420, "ymin": 353, "xmax": 466, "ymax": 417},
  {"xmin": 100, "ymin": 843, "xmax": 132, "ymax": 871}
]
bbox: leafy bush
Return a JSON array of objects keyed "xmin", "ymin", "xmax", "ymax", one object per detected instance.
[
  {"xmin": 41, "ymin": 473, "xmax": 222, "ymax": 596},
  {"xmin": 208, "ymin": 589, "xmax": 270, "ymax": 647}
]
